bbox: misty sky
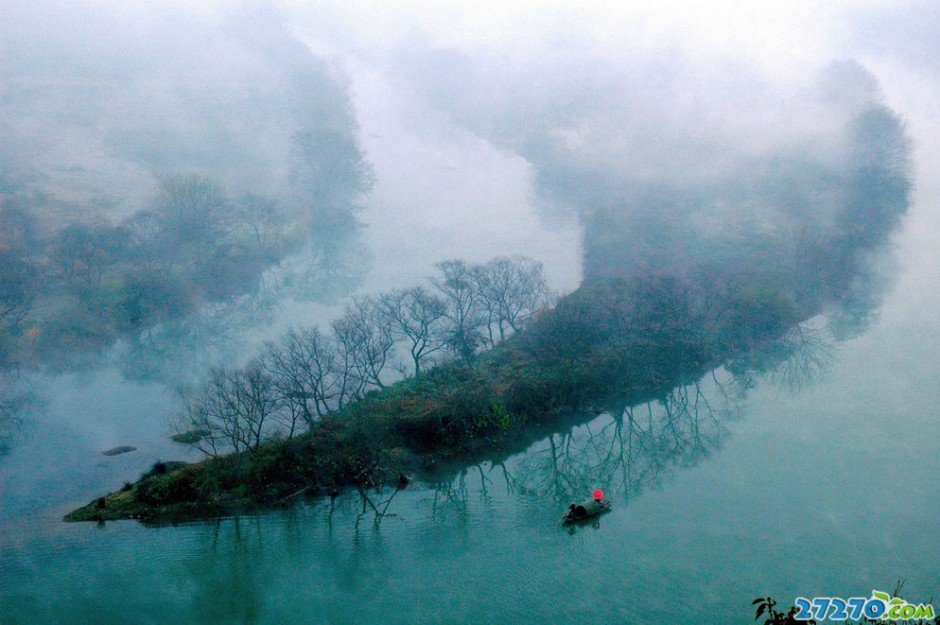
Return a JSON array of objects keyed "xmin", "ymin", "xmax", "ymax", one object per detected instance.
[
  {"xmin": 2, "ymin": 0, "xmax": 937, "ymax": 299},
  {"xmin": 292, "ymin": 0, "xmax": 938, "ymax": 282}
]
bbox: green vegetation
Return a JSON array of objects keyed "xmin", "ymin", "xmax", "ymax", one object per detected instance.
[
  {"xmin": 66, "ymin": 265, "xmax": 814, "ymax": 523},
  {"xmin": 0, "ymin": 174, "xmax": 310, "ymax": 370},
  {"xmin": 62, "ymin": 98, "xmax": 915, "ymax": 523}
]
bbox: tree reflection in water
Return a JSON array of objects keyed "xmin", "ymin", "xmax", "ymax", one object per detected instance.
[
  {"xmin": 422, "ymin": 319, "xmax": 836, "ymax": 526},
  {"xmin": 187, "ymin": 516, "xmax": 264, "ymax": 625},
  {"xmin": 727, "ymin": 319, "xmax": 837, "ymax": 391},
  {"xmin": 510, "ymin": 376, "xmax": 735, "ymax": 509},
  {"xmin": 145, "ymin": 322, "xmax": 840, "ymax": 623},
  {"xmin": 0, "ymin": 367, "xmax": 35, "ymax": 455}
]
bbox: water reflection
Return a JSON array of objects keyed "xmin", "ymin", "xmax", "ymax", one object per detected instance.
[
  {"xmin": 417, "ymin": 320, "xmax": 836, "ymax": 531},
  {"xmin": 187, "ymin": 517, "xmax": 264, "ymax": 624},
  {"xmin": 136, "ymin": 355, "xmax": 774, "ymax": 621},
  {"xmin": 0, "ymin": 367, "xmax": 35, "ymax": 456},
  {"xmin": 727, "ymin": 320, "xmax": 837, "ymax": 391},
  {"xmin": 0, "ymin": 310, "xmax": 845, "ymax": 624},
  {"xmin": 390, "ymin": 376, "xmax": 741, "ymax": 539},
  {"xmin": 509, "ymin": 379, "xmax": 733, "ymax": 508},
  {"xmin": 1, "ymin": 308, "xmax": 928, "ymax": 625}
]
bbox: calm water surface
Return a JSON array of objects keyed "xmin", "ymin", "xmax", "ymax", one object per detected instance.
[
  {"xmin": 2, "ymin": 112, "xmax": 939, "ymax": 624},
  {"xmin": 2, "ymin": 300, "xmax": 939, "ymax": 624}
]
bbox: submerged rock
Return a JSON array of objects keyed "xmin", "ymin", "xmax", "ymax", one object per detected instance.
[{"xmin": 102, "ymin": 446, "xmax": 137, "ymax": 456}]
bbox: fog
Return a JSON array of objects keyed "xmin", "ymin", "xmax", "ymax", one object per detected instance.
[
  {"xmin": 3, "ymin": 2, "xmax": 934, "ymax": 355},
  {"xmin": 341, "ymin": 15, "xmax": 910, "ymax": 305},
  {"xmin": 0, "ymin": 0, "xmax": 935, "ymax": 467},
  {"xmin": 1, "ymin": 1, "xmax": 364, "ymax": 212},
  {"xmin": 292, "ymin": 1, "xmax": 933, "ymax": 312},
  {"xmin": 0, "ymin": 1, "xmax": 381, "ymax": 385},
  {"xmin": 0, "ymin": 0, "xmax": 940, "ymax": 622}
]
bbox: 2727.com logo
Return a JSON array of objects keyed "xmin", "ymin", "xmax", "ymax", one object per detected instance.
[{"xmin": 793, "ymin": 591, "xmax": 935, "ymax": 621}]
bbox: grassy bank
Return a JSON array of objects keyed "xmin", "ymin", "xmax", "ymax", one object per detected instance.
[{"xmin": 66, "ymin": 270, "xmax": 810, "ymax": 523}]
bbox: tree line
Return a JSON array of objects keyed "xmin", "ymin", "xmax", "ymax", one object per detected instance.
[
  {"xmin": 0, "ymin": 174, "xmax": 308, "ymax": 368},
  {"xmin": 177, "ymin": 255, "xmax": 553, "ymax": 457}
]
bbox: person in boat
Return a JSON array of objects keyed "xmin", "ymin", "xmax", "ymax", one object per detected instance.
[{"xmin": 562, "ymin": 489, "xmax": 610, "ymax": 522}]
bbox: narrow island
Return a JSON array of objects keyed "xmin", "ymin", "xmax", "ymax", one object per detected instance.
[
  {"xmin": 63, "ymin": 261, "xmax": 883, "ymax": 523},
  {"xmin": 66, "ymin": 100, "xmax": 911, "ymax": 524}
]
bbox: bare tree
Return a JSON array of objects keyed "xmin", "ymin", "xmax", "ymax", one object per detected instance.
[
  {"xmin": 475, "ymin": 256, "xmax": 550, "ymax": 345},
  {"xmin": 290, "ymin": 129, "xmax": 374, "ymax": 214},
  {"xmin": 380, "ymin": 286, "xmax": 448, "ymax": 376},
  {"xmin": 432, "ymin": 259, "xmax": 484, "ymax": 361},
  {"xmin": 331, "ymin": 296, "xmax": 395, "ymax": 393},
  {"xmin": 178, "ymin": 361, "xmax": 280, "ymax": 456},
  {"xmin": 153, "ymin": 174, "xmax": 231, "ymax": 269},
  {"xmin": 177, "ymin": 375, "xmax": 227, "ymax": 458},
  {"xmin": 0, "ymin": 249, "xmax": 37, "ymax": 333},
  {"xmin": 122, "ymin": 211, "xmax": 165, "ymax": 273},
  {"xmin": 51, "ymin": 222, "xmax": 125, "ymax": 290},
  {"xmin": 264, "ymin": 327, "xmax": 339, "ymax": 431},
  {"xmin": 329, "ymin": 331, "xmax": 363, "ymax": 410},
  {"xmin": 236, "ymin": 193, "xmax": 286, "ymax": 266}
]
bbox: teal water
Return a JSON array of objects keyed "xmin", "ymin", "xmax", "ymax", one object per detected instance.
[
  {"xmin": 2, "ymin": 298, "xmax": 939, "ymax": 624},
  {"xmin": 2, "ymin": 147, "xmax": 939, "ymax": 622}
]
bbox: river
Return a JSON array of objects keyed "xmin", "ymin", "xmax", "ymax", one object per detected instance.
[
  {"xmin": 2, "ymin": 293, "xmax": 939, "ymax": 624},
  {"xmin": 2, "ymin": 77, "xmax": 939, "ymax": 624}
]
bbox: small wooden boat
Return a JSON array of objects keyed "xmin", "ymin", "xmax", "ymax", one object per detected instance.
[{"xmin": 561, "ymin": 498, "xmax": 611, "ymax": 524}]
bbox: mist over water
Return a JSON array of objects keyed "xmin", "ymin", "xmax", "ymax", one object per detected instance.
[
  {"xmin": 2, "ymin": 1, "xmax": 940, "ymax": 623},
  {"xmin": 0, "ymin": 2, "xmax": 359, "ymax": 210}
]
